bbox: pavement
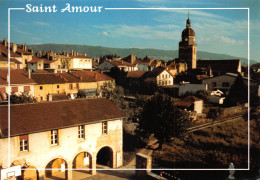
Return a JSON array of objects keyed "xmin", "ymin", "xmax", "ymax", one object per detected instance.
[{"xmin": 45, "ymin": 156, "xmax": 137, "ymax": 180}]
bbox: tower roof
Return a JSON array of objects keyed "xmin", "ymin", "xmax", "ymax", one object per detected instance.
[
  {"xmin": 182, "ymin": 27, "xmax": 195, "ymax": 37},
  {"xmin": 182, "ymin": 12, "xmax": 195, "ymax": 37}
]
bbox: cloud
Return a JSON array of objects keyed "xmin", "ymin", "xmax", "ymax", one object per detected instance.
[
  {"xmin": 94, "ymin": 24, "xmax": 180, "ymax": 41},
  {"xmin": 135, "ymin": 0, "xmax": 171, "ymax": 4},
  {"xmin": 13, "ymin": 29, "xmax": 31, "ymax": 36},
  {"xmin": 102, "ymin": 31, "xmax": 109, "ymax": 36},
  {"xmin": 214, "ymin": 35, "xmax": 245, "ymax": 45},
  {"xmin": 33, "ymin": 21, "xmax": 50, "ymax": 26}
]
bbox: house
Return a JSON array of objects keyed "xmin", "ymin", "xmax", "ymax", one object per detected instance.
[
  {"xmin": 126, "ymin": 70, "xmax": 148, "ymax": 87},
  {"xmin": 144, "ymin": 66, "xmax": 175, "ymax": 86},
  {"xmin": 30, "ymin": 72, "xmax": 97, "ymax": 101},
  {"xmin": 98, "ymin": 60, "xmax": 137, "ymax": 72},
  {"xmin": 0, "ymin": 69, "xmax": 36, "ymax": 100},
  {"xmin": 35, "ymin": 50, "xmax": 92, "ymax": 71},
  {"xmin": 174, "ymin": 96, "xmax": 203, "ymax": 114},
  {"xmin": 0, "ymin": 55, "xmax": 22, "ymax": 70},
  {"xmin": 0, "ymin": 40, "xmax": 34, "ymax": 70},
  {"xmin": 202, "ymin": 72, "xmax": 257, "ymax": 95},
  {"xmin": 0, "ymin": 98, "xmax": 125, "ymax": 179},
  {"xmin": 70, "ymin": 71, "xmax": 115, "ymax": 95},
  {"xmin": 197, "ymin": 59, "xmax": 241, "ymax": 76},
  {"xmin": 178, "ymin": 83, "xmax": 208, "ymax": 96}
]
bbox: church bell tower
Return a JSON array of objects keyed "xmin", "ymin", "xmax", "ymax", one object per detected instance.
[{"xmin": 178, "ymin": 13, "xmax": 197, "ymax": 69}]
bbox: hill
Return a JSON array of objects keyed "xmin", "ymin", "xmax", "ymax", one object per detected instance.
[{"xmin": 28, "ymin": 44, "xmax": 257, "ymax": 65}]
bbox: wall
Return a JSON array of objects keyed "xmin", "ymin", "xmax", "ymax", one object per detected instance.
[
  {"xmin": 71, "ymin": 58, "xmax": 92, "ymax": 70},
  {"xmin": 194, "ymin": 100, "xmax": 203, "ymax": 114},
  {"xmin": 0, "ymin": 84, "xmax": 35, "ymax": 96},
  {"xmin": 178, "ymin": 84, "xmax": 207, "ymax": 96},
  {"xmin": 97, "ymin": 61, "xmax": 115, "ymax": 72},
  {"xmin": 0, "ymin": 61, "xmax": 16, "ymax": 69},
  {"xmin": 156, "ymin": 70, "xmax": 174, "ymax": 86},
  {"xmin": 0, "ymin": 119, "xmax": 123, "ymax": 178}
]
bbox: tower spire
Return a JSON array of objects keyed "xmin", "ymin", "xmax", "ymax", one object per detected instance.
[{"xmin": 186, "ymin": 11, "xmax": 191, "ymax": 27}]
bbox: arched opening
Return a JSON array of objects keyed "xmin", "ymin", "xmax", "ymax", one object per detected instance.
[
  {"xmin": 18, "ymin": 166, "xmax": 39, "ymax": 180},
  {"xmin": 96, "ymin": 146, "xmax": 113, "ymax": 168},
  {"xmin": 72, "ymin": 152, "xmax": 92, "ymax": 174},
  {"xmin": 45, "ymin": 158, "xmax": 67, "ymax": 179}
]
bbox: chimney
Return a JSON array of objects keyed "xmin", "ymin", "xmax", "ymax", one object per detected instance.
[
  {"xmin": 80, "ymin": 76, "xmax": 83, "ymax": 80},
  {"xmin": 47, "ymin": 52, "xmax": 50, "ymax": 60},
  {"xmin": 71, "ymin": 50, "xmax": 74, "ymax": 55},
  {"xmin": 28, "ymin": 69, "xmax": 31, "ymax": 79},
  {"xmin": 7, "ymin": 74, "xmax": 9, "ymax": 83},
  {"xmin": 3, "ymin": 39, "xmax": 7, "ymax": 47},
  {"xmin": 85, "ymin": 53, "xmax": 87, "ymax": 57},
  {"xmin": 12, "ymin": 43, "xmax": 17, "ymax": 53},
  {"xmin": 22, "ymin": 43, "xmax": 27, "ymax": 51},
  {"xmin": 0, "ymin": 48, "xmax": 1, "ymax": 55},
  {"xmin": 94, "ymin": 73, "xmax": 97, "ymax": 79},
  {"xmin": 28, "ymin": 49, "xmax": 34, "ymax": 54},
  {"xmin": 131, "ymin": 53, "xmax": 136, "ymax": 64}
]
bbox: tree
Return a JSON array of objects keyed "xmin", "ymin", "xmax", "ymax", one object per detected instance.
[
  {"xmin": 8, "ymin": 92, "xmax": 37, "ymax": 104},
  {"xmin": 225, "ymin": 74, "xmax": 248, "ymax": 106},
  {"xmin": 136, "ymin": 93, "xmax": 190, "ymax": 149}
]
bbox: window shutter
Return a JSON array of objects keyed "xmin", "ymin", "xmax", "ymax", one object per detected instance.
[{"xmin": 11, "ymin": 87, "xmax": 18, "ymax": 92}]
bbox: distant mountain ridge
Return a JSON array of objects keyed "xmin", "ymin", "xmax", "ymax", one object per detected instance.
[{"xmin": 28, "ymin": 44, "xmax": 257, "ymax": 65}]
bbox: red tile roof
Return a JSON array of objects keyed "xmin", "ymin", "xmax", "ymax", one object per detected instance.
[
  {"xmin": 110, "ymin": 60, "xmax": 136, "ymax": 67},
  {"xmin": 0, "ymin": 98, "xmax": 125, "ymax": 138},
  {"xmin": 127, "ymin": 71, "xmax": 148, "ymax": 78},
  {"xmin": 31, "ymin": 73, "xmax": 67, "ymax": 84},
  {"xmin": 0, "ymin": 69, "xmax": 35, "ymax": 85},
  {"xmin": 0, "ymin": 55, "xmax": 21, "ymax": 64},
  {"xmin": 174, "ymin": 96, "xmax": 202, "ymax": 107},
  {"xmin": 28, "ymin": 56, "xmax": 44, "ymax": 63},
  {"xmin": 70, "ymin": 71, "xmax": 110, "ymax": 82},
  {"xmin": 83, "ymin": 71, "xmax": 114, "ymax": 81}
]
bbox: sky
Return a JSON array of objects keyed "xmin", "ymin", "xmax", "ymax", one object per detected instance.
[{"xmin": 0, "ymin": 0, "xmax": 259, "ymax": 61}]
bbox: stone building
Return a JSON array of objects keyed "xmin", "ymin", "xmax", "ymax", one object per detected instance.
[
  {"xmin": 0, "ymin": 98, "xmax": 124, "ymax": 180},
  {"xmin": 178, "ymin": 14, "xmax": 197, "ymax": 70}
]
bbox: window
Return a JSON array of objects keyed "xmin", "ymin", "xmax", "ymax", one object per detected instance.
[
  {"xmin": 51, "ymin": 130, "xmax": 58, "ymax": 145},
  {"xmin": 78, "ymin": 125, "xmax": 85, "ymax": 139},
  {"xmin": 40, "ymin": 96, "xmax": 43, "ymax": 101},
  {"xmin": 222, "ymin": 82, "xmax": 229, "ymax": 87},
  {"xmin": 20, "ymin": 135, "xmax": 28, "ymax": 151},
  {"xmin": 57, "ymin": 85, "xmax": 60, "ymax": 89},
  {"xmin": 76, "ymin": 83, "xmax": 79, "ymax": 90},
  {"xmin": 102, "ymin": 121, "xmax": 108, "ymax": 134},
  {"xmin": 40, "ymin": 86, "xmax": 43, "ymax": 90},
  {"xmin": 212, "ymin": 82, "xmax": 217, "ymax": 87},
  {"xmin": 69, "ymin": 84, "xmax": 73, "ymax": 90}
]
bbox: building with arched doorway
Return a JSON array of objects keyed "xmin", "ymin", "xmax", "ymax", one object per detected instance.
[{"xmin": 0, "ymin": 98, "xmax": 125, "ymax": 179}]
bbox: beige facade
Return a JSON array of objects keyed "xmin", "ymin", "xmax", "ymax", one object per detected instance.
[
  {"xmin": 0, "ymin": 119, "xmax": 123, "ymax": 179},
  {"xmin": 156, "ymin": 70, "xmax": 174, "ymax": 86}
]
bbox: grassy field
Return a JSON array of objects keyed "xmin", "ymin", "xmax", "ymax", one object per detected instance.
[{"xmin": 152, "ymin": 117, "xmax": 260, "ymax": 179}]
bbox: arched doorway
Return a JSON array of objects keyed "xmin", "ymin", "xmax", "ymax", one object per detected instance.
[
  {"xmin": 45, "ymin": 158, "xmax": 67, "ymax": 179},
  {"xmin": 96, "ymin": 146, "xmax": 113, "ymax": 168},
  {"xmin": 18, "ymin": 166, "xmax": 39, "ymax": 180},
  {"xmin": 73, "ymin": 152, "xmax": 92, "ymax": 174}
]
